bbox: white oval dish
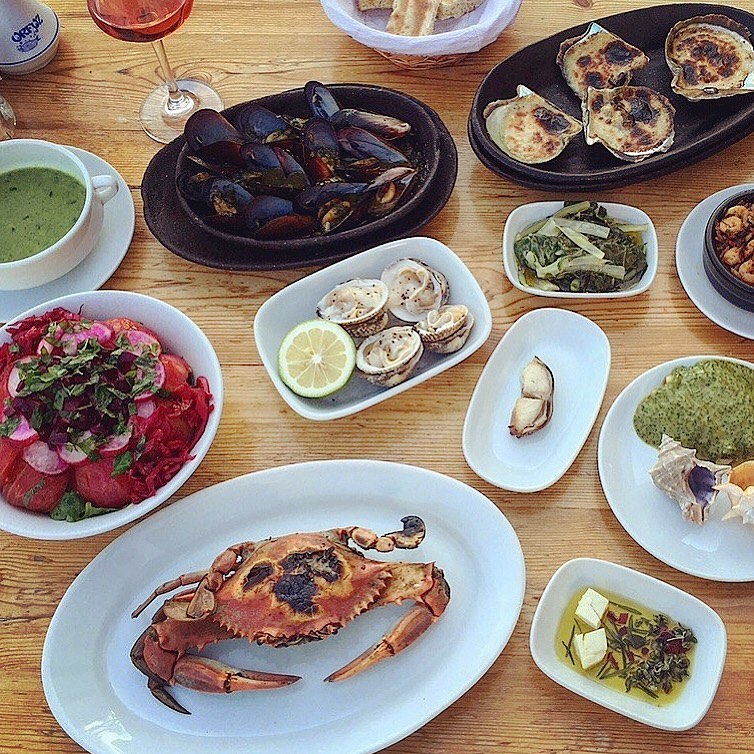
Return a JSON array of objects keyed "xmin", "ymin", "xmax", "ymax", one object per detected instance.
[
  {"xmin": 254, "ymin": 236, "xmax": 492, "ymax": 421},
  {"xmin": 676, "ymin": 183, "xmax": 754, "ymax": 340},
  {"xmin": 463, "ymin": 308, "xmax": 610, "ymax": 492},
  {"xmin": 42, "ymin": 460, "xmax": 526, "ymax": 754},
  {"xmin": 502, "ymin": 201, "xmax": 658, "ymax": 299},
  {"xmin": 0, "ymin": 290, "xmax": 223, "ymax": 540},
  {"xmin": 530, "ymin": 558, "xmax": 726, "ymax": 731},
  {"xmin": 598, "ymin": 355, "xmax": 754, "ymax": 581}
]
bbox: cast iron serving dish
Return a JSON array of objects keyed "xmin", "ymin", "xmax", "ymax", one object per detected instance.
[
  {"xmin": 142, "ymin": 84, "xmax": 457, "ymax": 271},
  {"xmin": 468, "ymin": 3, "xmax": 754, "ymax": 191}
]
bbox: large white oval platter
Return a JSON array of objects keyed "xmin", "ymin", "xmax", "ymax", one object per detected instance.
[
  {"xmin": 463, "ymin": 308, "xmax": 611, "ymax": 492},
  {"xmin": 42, "ymin": 460, "xmax": 525, "ymax": 754},
  {"xmin": 598, "ymin": 356, "xmax": 754, "ymax": 581}
]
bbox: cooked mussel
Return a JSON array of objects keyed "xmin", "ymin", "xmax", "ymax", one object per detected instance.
[
  {"xmin": 184, "ymin": 109, "xmax": 245, "ymax": 165},
  {"xmin": 365, "ymin": 166, "xmax": 416, "ymax": 217},
  {"xmin": 302, "ymin": 118, "xmax": 340, "ymax": 182},
  {"xmin": 295, "ymin": 181, "xmax": 369, "ymax": 233},
  {"xmin": 230, "ymin": 102, "xmax": 295, "ymax": 143},
  {"xmin": 237, "ymin": 143, "xmax": 310, "ymax": 195},
  {"xmin": 305, "ymin": 80, "xmax": 341, "ymax": 120},
  {"xmin": 337, "ymin": 127, "xmax": 411, "ymax": 178},
  {"xmin": 243, "ymin": 196, "xmax": 317, "ymax": 240},
  {"xmin": 176, "ymin": 170, "xmax": 214, "ymax": 203}
]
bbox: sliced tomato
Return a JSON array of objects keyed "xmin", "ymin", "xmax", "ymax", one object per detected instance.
[
  {"xmin": 153, "ymin": 398, "xmax": 195, "ymax": 443},
  {"xmin": 0, "ymin": 437, "xmax": 22, "ymax": 486},
  {"xmin": 3, "ymin": 461, "xmax": 69, "ymax": 512},
  {"xmin": 160, "ymin": 354, "xmax": 192, "ymax": 393},
  {"xmin": 74, "ymin": 457, "xmax": 132, "ymax": 508},
  {"xmin": 105, "ymin": 317, "xmax": 159, "ymax": 340}
]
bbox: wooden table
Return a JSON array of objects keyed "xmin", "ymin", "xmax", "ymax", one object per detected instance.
[{"xmin": 2, "ymin": 0, "xmax": 754, "ymax": 751}]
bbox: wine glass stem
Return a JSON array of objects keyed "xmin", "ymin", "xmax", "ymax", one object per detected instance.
[{"xmin": 151, "ymin": 40, "xmax": 192, "ymax": 114}]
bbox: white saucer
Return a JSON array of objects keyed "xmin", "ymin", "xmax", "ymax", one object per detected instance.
[
  {"xmin": 676, "ymin": 183, "xmax": 754, "ymax": 340},
  {"xmin": 0, "ymin": 146, "xmax": 135, "ymax": 323}
]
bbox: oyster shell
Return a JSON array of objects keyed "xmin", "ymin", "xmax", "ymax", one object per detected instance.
[
  {"xmin": 557, "ymin": 22, "xmax": 649, "ymax": 99},
  {"xmin": 483, "ymin": 85, "xmax": 582, "ymax": 165},
  {"xmin": 716, "ymin": 482, "xmax": 754, "ymax": 526},
  {"xmin": 381, "ymin": 258, "xmax": 449, "ymax": 322},
  {"xmin": 356, "ymin": 326, "xmax": 423, "ymax": 387},
  {"xmin": 649, "ymin": 435, "xmax": 731, "ymax": 525},
  {"xmin": 415, "ymin": 305, "xmax": 474, "ymax": 354},
  {"xmin": 509, "ymin": 356, "xmax": 554, "ymax": 437},
  {"xmin": 666, "ymin": 14, "xmax": 754, "ymax": 100},
  {"xmin": 316, "ymin": 278, "xmax": 389, "ymax": 337},
  {"xmin": 583, "ymin": 86, "xmax": 675, "ymax": 162}
]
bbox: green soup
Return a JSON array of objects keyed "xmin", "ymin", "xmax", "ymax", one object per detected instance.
[{"xmin": 0, "ymin": 167, "xmax": 87, "ymax": 263}]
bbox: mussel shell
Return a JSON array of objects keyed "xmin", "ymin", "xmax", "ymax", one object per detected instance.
[
  {"xmin": 176, "ymin": 170, "xmax": 214, "ymax": 203},
  {"xmin": 330, "ymin": 109, "xmax": 412, "ymax": 140},
  {"xmin": 243, "ymin": 196, "xmax": 317, "ymax": 240},
  {"xmin": 337, "ymin": 127, "xmax": 411, "ymax": 178},
  {"xmin": 230, "ymin": 102, "xmax": 294, "ymax": 143},
  {"xmin": 305, "ymin": 80, "xmax": 340, "ymax": 120},
  {"xmin": 184, "ymin": 109, "xmax": 245, "ymax": 165},
  {"xmin": 237, "ymin": 144, "xmax": 309, "ymax": 196},
  {"xmin": 366, "ymin": 167, "xmax": 417, "ymax": 218},
  {"xmin": 295, "ymin": 181, "xmax": 369, "ymax": 213},
  {"xmin": 302, "ymin": 118, "xmax": 340, "ymax": 182},
  {"xmin": 207, "ymin": 179, "xmax": 254, "ymax": 217}
]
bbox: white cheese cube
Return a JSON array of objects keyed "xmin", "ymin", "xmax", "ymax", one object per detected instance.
[
  {"xmin": 575, "ymin": 588, "xmax": 609, "ymax": 629},
  {"xmin": 572, "ymin": 628, "xmax": 607, "ymax": 670}
]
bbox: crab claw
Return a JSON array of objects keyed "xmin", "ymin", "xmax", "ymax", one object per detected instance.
[{"xmin": 173, "ymin": 656, "xmax": 301, "ymax": 695}]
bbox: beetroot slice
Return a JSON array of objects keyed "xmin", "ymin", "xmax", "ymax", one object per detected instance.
[{"xmin": 23, "ymin": 441, "xmax": 69, "ymax": 475}]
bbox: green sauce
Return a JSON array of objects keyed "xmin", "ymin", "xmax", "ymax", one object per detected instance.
[
  {"xmin": 633, "ymin": 359, "xmax": 754, "ymax": 464},
  {"xmin": 0, "ymin": 167, "xmax": 86, "ymax": 263}
]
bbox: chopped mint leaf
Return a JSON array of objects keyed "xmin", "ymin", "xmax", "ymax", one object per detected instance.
[
  {"xmin": 50, "ymin": 492, "xmax": 112, "ymax": 523},
  {"xmin": 112, "ymin": 451, "xmax": 133, "ymax": 476}
]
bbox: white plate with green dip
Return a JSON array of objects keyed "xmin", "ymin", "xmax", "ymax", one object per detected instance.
[
  {"xmin": 0, "ymin": 145, "xmax": 134, "ymax": 322},
  {"xmin": 598, "ymin": 355, "xmax": 754, "ymax": 582}
]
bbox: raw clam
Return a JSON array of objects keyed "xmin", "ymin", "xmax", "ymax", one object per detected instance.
[
  {"xmin": 415, "ymin": 305, "xmax": 474, "ymax": 354},
  {"xmin": 356, "ymin": 326, "xmax": 423, "ymax": 387},
  {"xmin": 316, "ymin": 279, "xmax": 389, "ymax": 338},
  {"xmin": 381, "ymin": 258, "xmax": 449, "ymax": 322},
  {"xmin": 666, "ymin": 14, "xmax": 754, "ymax": 100},
  {"xmin": 649, "ymin": 435, "xmax": 731, "ymax": 525},
  {"xmin": 509, "ymin": 356, "xmax": 554, "ymax": 437}
]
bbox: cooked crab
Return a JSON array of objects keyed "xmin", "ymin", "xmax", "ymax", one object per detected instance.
[{"xmin": 130, "ymin": 517, "xmax": 449, "ymax": 714}]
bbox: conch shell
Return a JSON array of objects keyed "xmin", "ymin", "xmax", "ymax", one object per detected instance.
[{"xmin": 649, "ymin": 435, "xmax": 731, "ymax": 525}]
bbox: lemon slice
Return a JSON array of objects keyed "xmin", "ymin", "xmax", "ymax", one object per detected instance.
[{"xmin": 278, "ymin": 320, "xmax": 356, "ymax": 398}]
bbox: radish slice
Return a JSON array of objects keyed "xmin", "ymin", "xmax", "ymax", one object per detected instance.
[
  {"xmin": 23, "ymin": 441, "xmax": 69, "ymax": 475},
  {"xmin": 60, "ymin": 322, "xmax": 113, "ymax": 355},
  {"xmin": 123, "ymin": 330, "xmax": 162, "ymax": 356},
  {"xmin": 6, "ymin": 414, "xmax": 39, "ymax": 446},
  {"xmin": 99, "ymin": 425, "xmax": 133, "ymax": 456},
  {"xmin": 36, "ymin": 339, "xmax": 56, "ymax": 355},
  {"xmin": 134, "ymin": 359, "xmax": 166, "ymax": 402},
  {"xmin": 56, "ymin": 431, "xmax": 92, "ymax": 466},
  {"xmin": 136, "ymin": 399, "xmax": 156, "ymax": 419},
  {"xmin": 7, "ymin": 356, "xmax": 35, "ymax": 398}
]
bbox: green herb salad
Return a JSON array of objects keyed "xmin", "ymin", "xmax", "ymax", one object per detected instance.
[{"xmin": 513, "ymin": 201, "xmax": 649, "ymax": 294}]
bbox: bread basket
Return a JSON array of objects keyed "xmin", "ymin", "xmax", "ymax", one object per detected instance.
[{"xmin": 320, "ymin": 0, "xmax": 521, "ymax": 69}]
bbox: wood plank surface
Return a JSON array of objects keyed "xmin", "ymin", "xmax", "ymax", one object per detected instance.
[{"xmin": 2, "ymin": 0, "xmax": 754, "ymax": 751}]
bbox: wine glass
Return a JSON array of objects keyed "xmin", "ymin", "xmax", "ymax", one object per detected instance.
[
  {"xmin": 0, "ymin": 77, "xmax": 16, "ymax": 140},
  {"xmin": 86, "ymin": 0, "xmax": 222, "ymax": 143}
]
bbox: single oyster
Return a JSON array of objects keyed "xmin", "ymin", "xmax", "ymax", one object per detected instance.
[
  {"xmin": 583, "ymin": 86, "xmax": 675, "ymax": 162},
  {"xmin": 415, "ymin": 305, "xmax": 474, "ymax": 354},
  {"xmin": 666, "ymin": 14, "xmax": 754, "ymax": 100},
  {"xmin": 356, "ymin": 326, "xmax": 423, "ymax": 387},
  {"xmin": 649, "ymin": 435, "xmax": 731, "ymax": 525},
  {"xmin": 483, "ymin": 85, "xmax": 582, "ymax": 165},
  {"xmin": 316, "ymin": 278, "xmax": 389, "ymax": 337},
  {"xmin": 557, "ymin": 22, "xmax": 649, "ymax": 99},
  {"xmin": 381, "ymin": 258, "xmax": 449, "ymax": 322},
  {"xmin": 715, "ymin": 482, "xmax": 754, "ymax": 526},
  {"xmin": 509, "ymin": 356, "xmax": 554, "ymax": 437}
]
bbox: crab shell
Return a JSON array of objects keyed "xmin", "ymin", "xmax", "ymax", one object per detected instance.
[
  {"xmin": 356, "ymin": 326, "xmax": 423, "ymax": 386},
  {"xmin": 649, "ymin": 434, "xmax": 731, "ymax": 525},
  {"xmin": 316, "ymin": 278, "xmax": 389, "ymax": 338},
  {"xmin": 415, "ymin": 305, "xmax": 474, "ymax": 354}
]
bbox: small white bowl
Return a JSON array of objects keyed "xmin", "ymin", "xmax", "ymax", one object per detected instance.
[
  {"xmin": 0, "ymin": 290, "xmax": 223, "ymax": 540},
  {"xmin": 0, "ymin": 139, "xmax": 119, "ymax": 291},
  {"xmin": 254, "ymin": 236, "xmax": 492, "ymax": 421},
  {"xmin": 502, "ymin": 201, "xmax": 658, "ymax": 299},
  {"xmin": 462, "ymin": 308, "xmax": 610, "ymax": 492},
  {"xmin": 530, "ymin": 558, "xmax": 727, "ymax": 731}
]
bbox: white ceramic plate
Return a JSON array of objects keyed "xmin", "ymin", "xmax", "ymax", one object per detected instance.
[
  {"xmin": 463, "ymin": 308, "xmax": 610, "ymax": 492},
  {"xmin": 530, "ymin": 558, "xmax": 726, "ymax": 731},
  {"xmin": 502, "ymin": 201, "xmax": 658, "ymax": 299},
  {"xmin": 42, "ymin": 460, "xmax": 526, "ymax": 754},
  {"xmin": 0, "ymin": 290, "xmax": 223, "ymax": 540},
  {"xmin": 676, "ymin": 184, "xmax": 754, "ymax": 341},
  {"xmin": 0, "ymin": 146, "xmax": 135, "ymax": 323},
  {"xmin": 598, "ymin": 355, "xmax": 754, "ymax": 581},
  {"xmin": 254, "ymin": 236, "xmax": 492, "ymax": 421}
]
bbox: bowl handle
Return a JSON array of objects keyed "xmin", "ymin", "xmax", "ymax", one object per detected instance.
[{"xmin": 92, "ymin": 174, "xmax": 119, "ymax": 205}]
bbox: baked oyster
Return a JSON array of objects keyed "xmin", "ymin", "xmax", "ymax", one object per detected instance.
[
  {"xmin": 316, "ymin": 278, "xmax": 389, "ymax": 337},
  {"xmin": 356, "ymin": 326, "xmax": 423, "ymax": 387},
  {"xmin": 649, "ymin": 435, "xmax": 731, "ymax": 525},
  {"xmin": 381, "ymin": 258, "xmax": 449, "ymax": 322},
  {"xmin": 483, "ymin": 85, "xmax": 582, "ymax": 165},
  {"xmin": 583, "ymin": 86, "xmax": 675, "ymax": 162},
  {"xmin": 666, "ymin": 14, "xmax": 754, "ymax": 100},
  {"xmin": 415, "ymin": 304, "xmax": 474, "ymax": 354},
  {"xmin": 557, "ymin": 22, "xmax": 649, "ymax": 99}
]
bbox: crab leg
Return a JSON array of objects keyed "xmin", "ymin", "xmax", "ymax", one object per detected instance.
[
  {"xmin": 326, "ymin": 516, "xmax": 426, "ymax": 553},
  {"xmin": 325, "ymin": 563, "xmax": 449, "ymax": 683}
]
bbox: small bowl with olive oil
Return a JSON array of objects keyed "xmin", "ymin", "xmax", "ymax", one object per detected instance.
[
  {"xmin": 0, "ymin": 139, "xmax": 119, "ymax": 290},
  {"xmin": 529, "ymin": 558, "xmax": 726, "ymax": 730}
]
